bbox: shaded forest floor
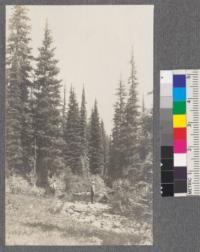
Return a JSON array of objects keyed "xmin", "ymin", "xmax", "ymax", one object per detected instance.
[{"xmin": 6, "ymin": 192, "xmax": 152, "ymax": 245}]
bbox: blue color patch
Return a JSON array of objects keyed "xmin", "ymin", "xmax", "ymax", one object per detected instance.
[
  {"xmin": 173, "ymin": 74, "xmax": 186, "ymax": 87},
  {"xmin": 173, "ymin": 88, "xmax": 186, "ymax": 101}
]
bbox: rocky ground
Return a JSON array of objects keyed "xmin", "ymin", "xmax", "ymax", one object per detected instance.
[{"xmin": 6, "ymin": 192, "xmax": 152, "ymax": 245}]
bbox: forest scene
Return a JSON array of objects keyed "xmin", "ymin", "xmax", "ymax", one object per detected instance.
[{"xmin": 5, "ymin": 5, "xmax": 153, "ymax": 245}]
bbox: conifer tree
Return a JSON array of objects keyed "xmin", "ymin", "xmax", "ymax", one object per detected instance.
[
  {"xmin": 6, "ymin": 5, "xmax": 33, "ymax": 175},
  {"xmin": 137, "ymin": 99, "xmax": 153, "ymax": 182},
  {"xmin": 64, "ymin": 86, "xmax": 82, "ymax": 175},
  {"xmin": 62, "ymin": 84, "xmax": 67, "ymax": 120},
  {"xmin": 80, "ymin": 87, "xmax": 87, "ymax": 154},
  {"xmin": 138, "ymin": 96, "xmax": 149, "ymax": 160},
  {"xmin": 61, "ymin": 84, "xmax": 67, "ymax": 171},
  {"xmin": 100, "ymin": 120, "xmax": 110, "ymax": 177},
  {"xmin": 80, "ymin": 87, "xmax": 89, "ymax": 176},
  {"xmin": 109, "ymin": 78, "xmax": 127, "ymax": 179},
  {"xmin": 123, "ymin": 51, "xmax": 140, "ymax": 176},
  {"xmin": 33, "ymin": 22, "xmax": 64, "ymax": 186},
  {"xmin": 139, "ymin": 102, "xmax": 152, "ymax": 161},
  {"xmin": 88, "ymin": 100, "xmax": 103, "ymax": 174}
]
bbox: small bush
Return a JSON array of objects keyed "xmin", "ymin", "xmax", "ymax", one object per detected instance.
[
  {"xmin": 6, "ymin": 174, "xmax": 45, "ymax": 196},
  {"xmin": 47, "ymin": 167, "xmax": 109, "ymax": 202},
  {"xmin": 110, "ymin": 178, "xmax": 152, "ymax": 221},
  {"xmin": 62, "ymin": 168, "xmax": 108, "ymax": 195}
]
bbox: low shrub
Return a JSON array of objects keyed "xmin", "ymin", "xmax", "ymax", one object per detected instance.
[
  {"xmin": 6, "ymin": 174, "xmax": 45, "ymax": 196},
  {"xmin": 47, "ymin": 167, "xmax": 109, "ymax": 202},
  {"xmin": 62, "ymin": 168, "xmax": 107, "ymax": 194},
  {"xmin": 110, "ymin": 178, "xmax": 152, "ymax": 222}
]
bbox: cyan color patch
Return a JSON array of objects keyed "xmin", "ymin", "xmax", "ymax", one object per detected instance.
[{"xmin": 173, "ymin": 87, "xmax": 186, "ymax": 101}]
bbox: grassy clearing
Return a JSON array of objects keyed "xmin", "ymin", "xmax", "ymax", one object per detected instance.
[{"xmin": 6, "ymin": 193, "xmax": 152, "ymax": 245}]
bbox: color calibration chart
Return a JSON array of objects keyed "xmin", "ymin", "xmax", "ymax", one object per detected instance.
[{"xmin": 160, "ymin": 70, "xmax": 200, "ymax": 197}]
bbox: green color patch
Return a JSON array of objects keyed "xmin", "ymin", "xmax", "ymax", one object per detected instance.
[{"xmin": 173, "ymin": 102, "xmax": 186, "ymax": 114}]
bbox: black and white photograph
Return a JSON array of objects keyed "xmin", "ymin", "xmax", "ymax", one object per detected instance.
[{"xmin": 5, "ymin": 5, "xmax": 153, "ymax": 245}]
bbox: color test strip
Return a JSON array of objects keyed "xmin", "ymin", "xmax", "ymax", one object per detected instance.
[
  {"xmin": 173, "ymin": 71, "xmax": 187, "ymax": 197},
  {"xmin": 160, "ymin": 70, "xmax": 200, "ymax": 197},
  {"xmin": 160, "ymin": 71, "xmax": 174, "ymax": 197}
]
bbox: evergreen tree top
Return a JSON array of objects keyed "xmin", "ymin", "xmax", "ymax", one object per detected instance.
[
  {"xmin": 80, "ymin": 86, "xmax": 87, "ymax": 128},
  {"xmin": 81, "ymin": 87, "xmax": 86, "ymax": 112},
  {"xmin": 36, "ymin": 21, "xmax": 56, "ymax": 61},
  {"xmin": 114, "ymin": 77, "xmax": 126, "ymax": 111},
  {"xmin": 128, "ymin": 50, "xmax": 138, "ymax": 88},
  {"xmin": 126, "ymin": 49, "xmax": 139, "ymax": 113},
  {"xmin": 35, "ymin": 22, "xmax": 61, "ymax": 85},
  {"xmin": 9, "ymin": 5, "xmax": 30, "ymax": 28},
  {"xmin": 8, "ymin": 6, "xmax": 31, "ymax": 47},
  {"xmin": 67, "ymin": 86, "xmax": 79, "ymax": 116},
  {"xmin": 7, "ymin": 5, "xmax": 32, "ymax": 70},
  {"xmin": 94, "ymin": 99, "xmax": 98, "ymax": 110},
  {"xmin": 93, "ymin": 99, "xmax": 100, "ymax": 119}
]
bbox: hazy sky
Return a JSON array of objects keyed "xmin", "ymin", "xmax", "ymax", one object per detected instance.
[{"xmin": 6, "ymin": 5, "xmax": 153, "ymax": 134}]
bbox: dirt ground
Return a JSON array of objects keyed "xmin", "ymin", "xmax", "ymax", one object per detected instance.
[{"xmin": 6, "ymin": 192, "xmax": 152, "ymax": 245}]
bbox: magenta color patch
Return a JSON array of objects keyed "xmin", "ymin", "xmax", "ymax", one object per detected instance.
[{"xmin": 174, "ymin": 140, "xmax": 186, "ymax": 153}]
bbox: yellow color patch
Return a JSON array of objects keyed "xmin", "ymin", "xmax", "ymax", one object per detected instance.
[{"xmin": 173, "ymin": 115, "xmax": 186, "ymax": 128}]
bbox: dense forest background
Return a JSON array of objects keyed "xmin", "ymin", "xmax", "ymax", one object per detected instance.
[{"xmin": 6, "ymin": 6, "xmax": 153, "ymax": 245}]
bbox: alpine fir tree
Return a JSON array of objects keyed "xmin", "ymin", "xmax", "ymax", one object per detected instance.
[
  {"xmin": 88, "ymin": 100, "xmax": 103, "ymax": 175},
  {"xmin": 138, "ymin": 96, "xmax": 150, "ymax": 161},
  {"xmin": 64, "ymin": 86, "xmax": 82, "ymax": 175},
  {"xmin": 123, "ymin": 51, "xmax": 140, "ymax": 176},
  {"xmin": 6, "ymin": 5, "xmax": 33, "ymax": 175},
  {"xmin": 139, "ymin": 99, "xmax": 152, "ymax": 161},
  {"xmin": 33, "ymin": 22, "xmax": 64, "ymax": 186},
  {"xmin": 62, "ymin": 84, "xmax": 67, "ymax": 121},
  {"xmin": 137, "ymin": 98, "xmax": 153, "ymax": 183},
  {"xmin": 80, "ymin": 87, "xmax": 89, "ymax": 176},
  {"xmin": 61, "ymin": 84, "xmax": 67, "ymax": 170},
  {"xmin": 80, "ymin": 87, "xmax": 87, "ymax": 154},
  {"xmin": 100, "ymin": 120, "xmax": 110, "ymax": 177},
  {"xmin": 109, "ymin": 78, "xmax": 127, "ymax": 179}
]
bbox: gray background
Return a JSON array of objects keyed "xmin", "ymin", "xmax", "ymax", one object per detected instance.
[{"xmin": 1, "ymin": 0, "xmax": 200, "ymax": 251}]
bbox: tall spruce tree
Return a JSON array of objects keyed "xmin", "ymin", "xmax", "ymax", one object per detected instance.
[
  {"xmin": 109, "ymin": 78, "xmax": 127, "ymax": 179},
  {"xmin": 62, "ymin": 84, "xmax": 67, "ymax": 120},
  {"xmin": 61, "ymin": 84, "xmax": 67, "ymax": 170},
  {"xmin": 100, "ymin": 120, "xmax": 110, "ymax": 177},
  {"xmin": 33, "ymin": 22, "xmax": 64, "ymax": 186},
  {"xmin": 139, "ymin": 98, "xmax": 152, "ymax": 162},
  {"xmin": 89, "ymin": 100, "xmax": 103, "ymax": 175},
  {"xmin": 64, "ymin": 86, "xmax": 82, "ymax": 175},
  {"xmin": 6, "ymin": 6, "xmax": 33, "ymax": 175},
  {"xmin": 138, "ymin": 96, "xmax": 149, "ymax": 161},
  {"xmin": 80, "ymin": 87, "xmax": 89, "ymax": 176},
  {"xmin": 123, "ymin": 51, "xmax": 140, "ymax": 175},
  {"xmin": 137, "ymin": 99, "xmax": 153, "ymax": 183},
  {"xmin": 80, "ymin": 87, "xmax": 87, "ymax": 154}
]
